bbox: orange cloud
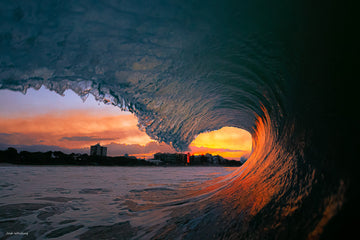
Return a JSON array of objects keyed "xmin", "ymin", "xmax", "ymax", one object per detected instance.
[{"xmin": 0, "ymin": 110, "xmax": 153, "ymax": 149}]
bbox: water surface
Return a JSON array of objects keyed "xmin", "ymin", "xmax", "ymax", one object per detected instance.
[{"xmin": 0, "ymin": 166, "xmax": 236, "ymax": 239}]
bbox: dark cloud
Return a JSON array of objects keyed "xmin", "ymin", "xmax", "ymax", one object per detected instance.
[
  {"xmin": 60, "ymin": 136, "xmax": 117, "ymax": 142},
  {"xmin": 0, "ymin": 143, "xmax": 88, "ymax": 154},
  {"xmin": 0, "ymin": 132, "xmax": 40, "ymax": 145},
  {"xmin": 0, "ymin": 133, "xmax": 12, "ymax": 137},
  {"xmin": 105, "ymin": 142, "xmax": 176, "ymax": 156}
]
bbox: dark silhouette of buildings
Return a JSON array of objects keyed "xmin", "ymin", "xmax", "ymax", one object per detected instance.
[
  {"xmin": 0, "ymin": 148, "xmax": 150, "ymax": 166},
  {"xmin": 153, "ymin": 152, "xmax": 242, "ymax": 166},
  {"xmin": 154, "ymin": 153, "xmax": 187, "ymax": 165},
  {"xmin": 90, "ymin": 143, "xmax": 107, "ymax": 157},
  {"xmin": 0, "ymin": 148, "xmax": 242, "ymax": 167}
]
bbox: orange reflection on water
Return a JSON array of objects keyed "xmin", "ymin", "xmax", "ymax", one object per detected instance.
[{"xmin": 214, "ymin": 111, "xmax": 298, "ymax": 219}]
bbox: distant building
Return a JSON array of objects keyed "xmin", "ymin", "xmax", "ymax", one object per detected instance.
[
  {"xmin": 154, "ymin": 153, "xmax": 187, "ymax": 164},
  {"xmin": 189, "ymin": 153, "xmax": 225, "ymax": 165},
  {"xmin": 90, "ymin": 143, "xmax": 107, "ymax": 157},
  {"xmin": 147, "ymin": 159, "xmax": 163, "ymax": 166}
]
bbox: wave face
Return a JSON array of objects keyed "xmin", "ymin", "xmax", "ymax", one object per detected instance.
[{"xmin": 0, "ymin": 0, "xmax": 356, "ymax": 239}]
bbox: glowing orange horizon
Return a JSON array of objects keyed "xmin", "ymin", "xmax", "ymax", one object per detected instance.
[{"xmin": 189, "ymin": 127, "xmax": 252, "ymax": 160}]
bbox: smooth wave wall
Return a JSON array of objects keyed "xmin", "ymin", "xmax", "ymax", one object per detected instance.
[{"xmin": 0, "ymin": 0, "xmax": 357, "ymax": 239}]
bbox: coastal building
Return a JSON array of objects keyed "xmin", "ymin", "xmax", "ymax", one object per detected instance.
[
  {"xmin": 154, "ymin": 153, "xmax": 187, "ymax": 164},
  {"xmin": 147, "ymin": 159, "xmax": 163, "ymax": 166},
  {"xmin": 189, "ymin": 154, "xmax": 225, "ymax": 165},
  {"xmin": 90, "ymin": 143, "xmax": 107, "ymax": 157}
]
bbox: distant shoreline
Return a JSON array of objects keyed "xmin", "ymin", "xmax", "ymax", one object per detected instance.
[
  {"xmin": 0, "ymin": 163, "xmax": 237, "ymax": 168},
  {"xmin": 0, "ymin": 148, "xmax": 243, "ymax": 167}
]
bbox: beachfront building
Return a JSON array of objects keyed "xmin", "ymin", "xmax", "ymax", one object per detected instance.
[
  {"xmin": 154, "ymin": 153, "xmax": 187, "ymax": 164},
  {"xmin": 90, "ymin": 143, "xmax": 107, "ymax": 157},
  {"xmin": 147, "ymin": 159, "xmax": 163, "ymax": 166}
]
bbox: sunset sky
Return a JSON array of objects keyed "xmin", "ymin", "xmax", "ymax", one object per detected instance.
[{"xmin": 0, "ymin": 87, "xmax": 252, "ymax": 160}]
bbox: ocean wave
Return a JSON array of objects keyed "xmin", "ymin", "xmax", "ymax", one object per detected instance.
[{"xmin": 0, "ymin": 0, "xmax": 355, "ymax": 239}]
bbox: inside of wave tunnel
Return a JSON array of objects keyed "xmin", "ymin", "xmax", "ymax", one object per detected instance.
[{"xmin": 0, "ymin": 0, "xmax": 358, "ymax": 239}]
